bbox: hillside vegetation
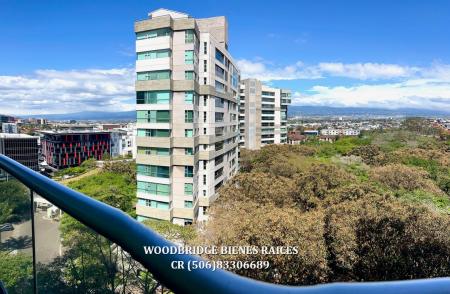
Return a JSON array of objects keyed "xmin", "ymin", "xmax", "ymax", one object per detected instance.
[{"xmin": 200, "ymin": 121, "xmax": 450, "ymax": 285}]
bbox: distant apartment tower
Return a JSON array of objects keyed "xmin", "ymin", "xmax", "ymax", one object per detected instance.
[
  {"xmin": 0, "ymin": 133, "xmax": 39, "ymax": 172},
  {"xmin": 239, "ymin": 79, "xmax": 291, "ymax": 149},
  {"xmin": 42, "ymin": 131, "xmax": 111, "ymax": 169},
  {"xmin": 2, "ymin": 123, "xmax": 18, "ymax": 134},
  {"xmin": 134, "ymin": 9, "xmax": 240, "ymax": 225}
]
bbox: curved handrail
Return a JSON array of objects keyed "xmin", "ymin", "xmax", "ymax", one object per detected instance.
[{"xmin": 0, "ymin": 154, "xmax": 449, "ymax": 294}]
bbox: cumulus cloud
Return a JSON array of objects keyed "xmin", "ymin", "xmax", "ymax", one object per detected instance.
[
  {"xmin": 237, "ymin": 59, "xmax": 450, "ymax": 111},
  {"xmin": 1, "ymin": 61, "xmax": 450, "ymax": 115},
  {"xmin": 292, "ymin": 78, "xmax": 450, "ymax": 110},
  {"xmin": 0, "ymin": 68, "xmax": 135, "ymax": 115},
  {"xmin": 237, "ymin": 59, "xmax": 420, "ymax": 81}
]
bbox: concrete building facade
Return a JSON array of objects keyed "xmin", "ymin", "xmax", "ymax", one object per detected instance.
[
  {"xmin": 0, "ymin": 133, "xmax": 39, "ymax": 174},
  {"xmin": 2, "ymin": 123, "xmax": 18, "ymax": 134},
  {"xmin": 239, "ymin": 79, "xmax": 291, "ymax": 150},
  {"xmin": 134, "ymin": 9, "xmax": 240, "ymax": 225}
]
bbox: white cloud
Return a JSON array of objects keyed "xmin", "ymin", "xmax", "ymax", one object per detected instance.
[
  {"xmin": 236, "ymin": 59, "xmax": 322, "ymax": 81},
  {"xmin": 293, "ymin": 78, "xmax": 450, "ymax": 110},
  {"xmin": 237, "ymin": 59, "xmax": 450, "ymax": 111},
  {"xmin": 317, "ymin": 62, "xmax": 418, "ymax": 80},
  {"xmin": 237, "ymin": 59, "xmax": 419, "ymax": 81},
  {"xmin": 0, "ymin": 68, "xmax": 135, "ymax": 115},
  {"xmin": 1, "ymin": 61, "xmax": 450, "ymax": 115}
]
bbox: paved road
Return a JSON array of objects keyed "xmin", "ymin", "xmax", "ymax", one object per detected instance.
[{"xmin": 0, "ymin": 211, "xmax": 61, "ymax": 264}]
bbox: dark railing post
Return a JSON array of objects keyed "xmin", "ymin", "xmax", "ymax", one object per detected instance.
[{"xmin": 30, "ymin": 189, "xmax": 37, "ymax": 294}]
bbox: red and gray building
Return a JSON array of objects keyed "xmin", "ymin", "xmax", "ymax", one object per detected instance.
[{"xmin": 41, "ymin": 131, "xmax": 111, "ymax": 169}]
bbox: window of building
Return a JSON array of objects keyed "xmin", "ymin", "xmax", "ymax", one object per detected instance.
[
  {"xmin": 215, "ymin": 97, "xmax": 224, "ymax": 108},
  {"xmin": 203, "ymin": 128, "xmax": 207, "ymax": 135},
  {"xmin": 203, "ymin": 96, "xmax": 207, "ymax": 106},
  {"xmin": 184, "ymin": 92, "xmax": 194, "ymax": 104},
  {"xmin": 203, "ymin": 174, "xmax": 206, "ymax": 185},
  {"xmin": 203, "ymin": 77, "xmax": 207, "ymax": 85},
  {"xmin": 185, "ymin": 148, "xmax": 193, "ymax": 155},
  {"xmin": 136, "ymin": 28, "xmax": 171, "ymax": 40},
  {"xmin": 185, "ymin": 111, "xmax": 194, "ymax": 123},
  {"xmin": 184, "ymin": 183, "xmax": 193, "ymax": 195},
  {"xmin": 215, "ymin": 48, "xmax": 225, "ymax": 64},
  {"xmin": 138, "ymin": 199, "xmax": 170, "ymax": 210},
  {"xmin": 203, "ymin": 190, "xmax": 206, "ymax": 197},
  {"xmin": 185, "ymin": 30, "xmax": 195, "ymax": 43},
  {"xmin": 136, "ymin": 110, "xmax": 170, "ymax": 123},
  {"xmin": 184, "ymin": 166, "xmax": 193, "ymax": 177},
  {"xmin": 136, "ymin": 91, "xmax": 170, "ymax": 104},
  {"xmin": 215, "ymin": 81, "xmax": 225, "ymax": 93},
  {"xmin": 185, "ymin": 71, "xmax": 195, "ymax": 80},
  {"xmin": 203, "ymin": 160, "xmax": 207, "ymax": 170},
  {"xmin": 203, "ymin": 111, "xmax": 207, "ymax": 123},
  {"xmin": 137, "ymin": 71, "xmax": 171, "ymax": 81},
  {"xmin": 215, "ymin": 141, "xmax": 224, "ymax": 151},
  {"xmin": 203, "ymin": 42, "xmax": 207, "ymax": 54},
  {"xmin": 137, "ymin": 129, "xmax": 170, "ymax": 137},
  {"xmin": 184, "ymin": 201, "xmax": 193, "ymax": 208},
  {"xmin": 215, "ymin": 65, "xmax": 225, "ymax": 79},
  {"xmin": 137, "ymin": 49, "xmax": 170, "ymax": 60},
  {"xmin": 215, "ymin": 112, "xmax": 224, "ymax": 122},
  {"xmin": 137, "ymin": 181, "xmax": 170, "ymax": 196},
  {"xmin": 137, "ymin": 164, "xmax": 170, "ymax": 178},
  {"xmin": 137, "ymin": 147, "xmax": 170, "ymax": 156},
  {"xmin": 203, "ymin": 60, "xmax": 207, "ymax": 72},
  {"xmin": 185, "ymin": 50, "xmax": 194, "ymax": 64},
  {"xmin": 185, "ymin": 129, "xmax": 193, "ymax": 137}
]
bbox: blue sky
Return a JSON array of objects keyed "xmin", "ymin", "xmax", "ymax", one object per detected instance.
[{"xmin": 1, "ymin": 0, "xmax": 450, "ymax": 114}]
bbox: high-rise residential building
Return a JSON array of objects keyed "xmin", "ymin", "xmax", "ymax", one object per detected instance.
[
  {"xmin": 134, "ymin": 9, "xmax": 240, "ymax": 225},
  {"xmin": 41, "ymin": 131, "xmax": 111, "ymax": 169},
  {"xmin": 239, "ymin": 79, "xmax": 291, "ymax": 150},
  {"xmin": 0, "ymin": 134, "xmax": 39, "ymax": 176}
]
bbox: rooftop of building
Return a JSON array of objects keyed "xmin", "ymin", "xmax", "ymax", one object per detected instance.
[
  {"xmin": 0, "ymin": 133, "xmax": 37, "ymax": 139},
  {"xmin": 40, "ymin": 130, "xmax": 111, "ymax": 135}
]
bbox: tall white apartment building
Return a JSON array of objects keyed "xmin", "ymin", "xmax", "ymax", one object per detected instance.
[
  {"xmin": 134, "ymin": 9, "xmax": 240, "ymax": 225},
  {"xmin": 239, "ymin": 79, "xmax": 291, "ymax": 150}
]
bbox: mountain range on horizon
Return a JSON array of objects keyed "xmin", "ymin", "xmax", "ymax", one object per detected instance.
[{"xmin": 15, "ymin": 105, "xmax": 450, "ymax": 121}]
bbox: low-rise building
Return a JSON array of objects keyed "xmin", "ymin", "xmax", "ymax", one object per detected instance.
[
  {"xmin": 2, "ymin": 123, "xmax": 18, "ymax": 134},
  {"xmin": 287, "ymin": 131, "xmax": 307, "ymax": 144},
  {"xmin": 41, "ymin": 130, "xmax": 111, "ymax": 169},
  {"xmin": 0, "ymin": 133, "xmax": 39, "ymax": 173},
  {"xmin": 321, "ymin": 128, "xmax": 360, "ymax": 136}
]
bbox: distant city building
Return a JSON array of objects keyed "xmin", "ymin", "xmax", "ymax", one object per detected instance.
[
  {"xmin": 0, "ymin": 133, "xmax": 39, "ymax": 173},
  {"xmin": 303, "ymin": 130, "xmax": 319, "ymax": 136},
  {"xmin": 110, "ymin": 127, "xmax": 136, "ymax": 158},
  {"xmin": 134, "ymin": 9, "xmax": 240, "ymax": 225},
  {"xmin": 2, "ymin": 123, "xmax": 18, "ymax": 134},
  {"xmin": 287, "ymin": 131, "xmax": 306, "ymax": 145},
  {"xmin": 0, "ymin": 114, "xmax": 15, "ymax": 123},
  {"xmin": 41, "ymin": 131, "xmax": 111, "ymax": 169},
  {"xmin": 100, "ymin": 124, "xmax": 124, "ymax": 130},
  {"xmin": 37, "ymin": 118, "xmax": 48, "ymax": 125},
  {"xmin": 239, "ymin": 79, "xmax": 291, "ymax": 150},
  {"xmin": 320, "ymin": 129, "xmax": 360, "ymax": 136}
]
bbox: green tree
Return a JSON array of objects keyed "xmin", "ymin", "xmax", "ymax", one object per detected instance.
[
  {"xmin": 0, "ymin": 180, "xmax": 30, "ymax": 223},
  {"xmin": 0, "ymin": 252, "xmax": 33, "ymax": 294}
]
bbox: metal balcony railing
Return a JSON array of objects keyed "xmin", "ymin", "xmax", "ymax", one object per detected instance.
[{"xmin": 0, "ymin": 154, "xmax": 449, "ymax": 293}]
